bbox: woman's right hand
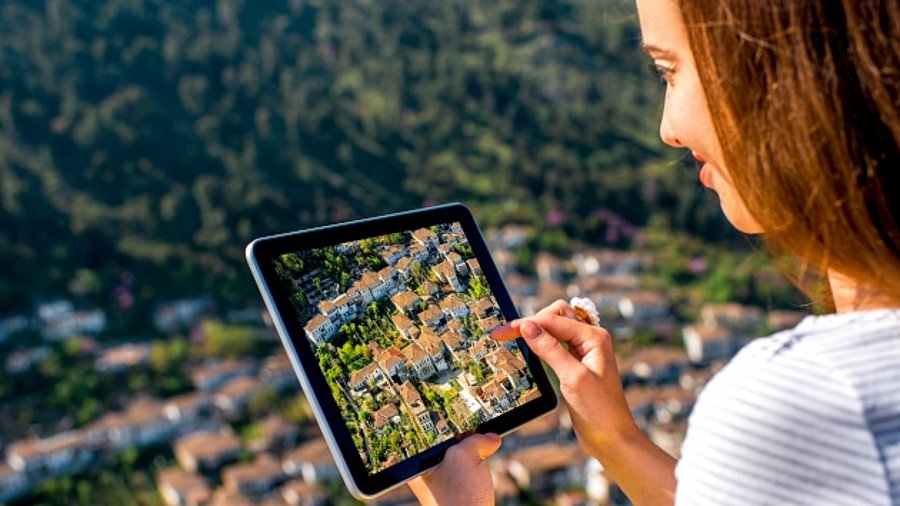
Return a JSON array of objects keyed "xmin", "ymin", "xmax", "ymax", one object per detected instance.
[
  {"xmin": 492, "ymin": 300, "xmax": 640, "ymax": 458},
  {"xmin": 494, "ymin": 300, "xmax": 677, "ymax": 505}
]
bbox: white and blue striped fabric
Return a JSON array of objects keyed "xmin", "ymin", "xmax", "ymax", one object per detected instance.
[{"xmin": 675, "ymin": 309, "xmax": 900, "ymax": 505}]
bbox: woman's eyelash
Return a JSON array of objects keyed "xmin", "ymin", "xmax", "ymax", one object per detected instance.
[{"xmin": 647, "ymin": 63, "xmax": 670, "ymax": 83}]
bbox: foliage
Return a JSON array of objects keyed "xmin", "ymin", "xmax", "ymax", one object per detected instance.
[
  {"xmin": 201, "ymin": 319, "xmax": 259, "ymax": 358},
  {"xmin": 0, "ymin": 0, "xmax": 733, "ymax": 317}
]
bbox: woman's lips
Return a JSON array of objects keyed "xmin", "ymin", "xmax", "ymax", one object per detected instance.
[
  {"xmin": 699, "ymin": 163, "xmax": 713, "ymax": 188},
  {"xmin": 691, "ymin": 152, "xmax": 713, "ymax": 188}
]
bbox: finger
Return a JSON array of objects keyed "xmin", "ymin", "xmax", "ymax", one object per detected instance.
[
  {"xmin": 525, "ymin": 312, "xmax": 611, "ymax": 353},
  {"xmin": 459, "ymin": 433, "xmax": 501, "ymax": 460},
  {"xmin": 491, "ymin": 300, "xmax": 578, "ymax": 342},
  {"xmin": 515, "ymin": 320, "xmax": 584, "ymax": 376},
  {"xmin": 447, "ymin": 433, "xmax": 502, "ymax": 462},
  {"xmin": 536, "ymin": 299, "xmax": 577, "ymax": 319},
  {"xmin": 490, "ymin": 323, "xmax": 520, "ymax": 341}
]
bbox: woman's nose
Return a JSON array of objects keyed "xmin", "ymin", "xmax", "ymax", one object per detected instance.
[{"xmin": 659, "ymin": 107, "xmax": 683, "ymax": 148}]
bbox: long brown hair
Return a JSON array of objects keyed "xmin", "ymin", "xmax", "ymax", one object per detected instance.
[{"xmin": 679, "ymin": 0, "xmax": 900, "ymax": 306}]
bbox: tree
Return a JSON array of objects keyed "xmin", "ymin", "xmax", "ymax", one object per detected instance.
[
  {"xmin": 468, "ymin": 275, "xmax": 489, "ymax": 300},
  {"xmin": 202, "ymin": 320, "xmax": 258, "ymax": 358}
]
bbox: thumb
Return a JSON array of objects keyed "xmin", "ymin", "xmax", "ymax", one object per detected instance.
[{"xmin": 449, "ymin": 433, "xmax": 502, "ymax": 461}]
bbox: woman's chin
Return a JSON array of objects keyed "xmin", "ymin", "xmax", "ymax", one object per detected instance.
[{"xmin": 721, "ymin": 200, "xmax": 765, "ymax": 234}]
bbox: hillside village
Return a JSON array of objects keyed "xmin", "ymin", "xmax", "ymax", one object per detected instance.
[
  {"xmin": 278, "ymin": 223, "xmax": 540, "ymax": 472},
  {"xmin": 0, "ymin": 224, "xmax": 808, "ymax": 505}
]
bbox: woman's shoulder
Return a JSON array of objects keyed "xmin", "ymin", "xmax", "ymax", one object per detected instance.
[
  {"xmin": 675, "ymin": 309, "xmax": 900, "ymax": 505},
  {"xmin": 728, "ymin": 308, "xmax": 900, "ymax": 387}
]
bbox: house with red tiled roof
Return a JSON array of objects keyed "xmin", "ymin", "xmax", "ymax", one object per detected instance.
[
  {"xmin": 250, "ymin": 415, "xmax": 301, "ymax": 452},
  {"xmin": 380, "ymin": 244, "xmax": 405, "ymax": 265},
  {"xmin": 446, "ymin": 318, "xmax": 468, "ymax": 338},
  {"xmin": 701, "ymin": 303, "xmax": 763, "ymax": 330},
  {"xmin": 618, "ymin": 346, "xmax": 688, "ymax": 386},
  {"xmin": 411, "ymin": 228, "xmax": 439, "ymax": 249},
  {"xmin": 478, "ymin": 379, "xmax": 512, "ymax": 412},
  {"xmin": 317, "ymin": 293, "xmax": 356, "ymax": 321},
  {"xmin": 189, "ymin": 359, "xmax": 255, "ymax": 392},
  {"xmin": 417, "ymin": 304, "xmax": 445, "ymax": 331},
  {"xmin": 376, "ymin": 346, "xmax": 407, "ymax": 380},
  {"xmin": 88, "ymin": 397, "xmax": 178, "ymax": 451},
  {"xmin": 446, "ymin": 251, "xmax": 467, "ymax": 275},
  {"xmin": 434, "ymin": 414, "xmax": 451, "ymax": 436},
  {"xmin": 6, "ymin": 432, "xmax": 92, "ymax": 476},
  {"xmin": 618, "ymin": 291, "xmax": 670, "ymax": 321},
  {"xmin": 303, "ymin": 314, "xmax": 337, "ymax": 346},
  {"xmin": 472, "ymin": 297, "xmax": 496, "ymax": 320},
  {"xmin": 360, "ymin": 271, "xmax": 388, "ymax": 300},
  {"xmin": 372, "ymin": 404, "xmax": 400, "ymax": 431},
  {"xmin": 471, "ymin": 336, "xmax": 496, "ymax": 362},
  {"xmin": 280, "ymin": 479, "xmax": 327, "ymax": 506},
  {"xmin": 485, "ymin": 348, "xmax": 528, "ymax": 391},
  {"xmin": 420, "ymin": 280, "xmax": 440, "ymax": 298},
  {"xmin": 260, "ymin": 352, "xmax": 296, "ymax": 391},
  {"xmin": 624, "ymin": 385, "xmax": 659, "ymax": 427},
  {"xmin": 282, "ymin": 439, "xmax": 339, "ymax": 483},
  {"xmin": 401, "ymin": 343, "xmax": 435, "ymax": 381},
  {"xmin": 348, "ymin": 362, "xmax": 383, "ymax": 392},
  {"xmin": 94, "ymin": 342, "xmax": 151, "ymax": 373},
  {"xmin": 391, "ymin": 291, "xmax": 421, "ymax": 317},
  {"xmin": 437, "ymin": 242, "xmax": 454, "ymax": 259},
  {"xmin": 156, "ymin": 467, "xmax": 211, "ymax": 506},
  {"xmin": 410, "ymin": 242, "xmax": 430, "ymax": 264},
  {"xmin": 222, "ymin": 453, "xmax": 285, "ymax": 496},
  {"xmin": 682, "ymin": 323, "xmax": 735, "ymax": 364},
  {"xmin": 390, "ymin": 312, "xmax": 418, "ymax": 339},
  {"xmin": 174, "ymin": 429, "xmax": 242, "ymax": 472},
  {"xmin": 395, "ymin": 256, "xmax": 414, "ymax": 282},
  {"xmin": 398, "ymin": 382, "xmax": 433, "ymax": 432},
  {"xmin": 506, "ymin": 442, "xmax": 590, "ymax": 497},
  {"xmin": 466, "ymin": 258, "xmax": 482, "ymax": 276},
  {"xmin": 215, "ymin": 377, "xmax": 263, "ymax": 417},
  {"xmin": 432, "ymin": 261, "xmax": 463, "ymax": 292},
  {"xmin": 439, "ymin": 294, "xmax": 469, "ymax": 320},
  {"xmin": 438, "ymin": 329, "xmax": 466, "ymax": 357},
  {"xmin": 477, "ymin": 315, "xmax": 503, "ymax": 335},
  {"xmin": 378, "ymin": 266, "xmax": 401, "ymax": 295},
  {"xmin": 163, "ymin": 391, "xmax": 213, "ymax": 425},
  {"xmin": 417, "ymin": 330, "xmax": 449, "ymax": 371},
  {"xmin": 347, "ymin": 279, "xmax": 373, "ymax": 306},
  {"xmin": 206, "ymin": 489, "xmax": 254, "ymax": 506}
]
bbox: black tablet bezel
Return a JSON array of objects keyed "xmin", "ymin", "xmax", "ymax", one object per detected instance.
[{"xmin": 246, "ymin": 203, "xmax": 558, "ymax": 498}]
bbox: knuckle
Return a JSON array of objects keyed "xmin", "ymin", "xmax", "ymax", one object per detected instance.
[
  {"xmin": 539, "ymin": 299, "xmax": 570, "ymax": 316},
  {"xmin": 594, "ymin": 327, "xmax": 613, "ymax": 345}
]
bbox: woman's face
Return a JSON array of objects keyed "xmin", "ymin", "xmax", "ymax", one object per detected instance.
[{"xmin": 636, "ymin": 0, "xmax": 763, "ymax": 234}]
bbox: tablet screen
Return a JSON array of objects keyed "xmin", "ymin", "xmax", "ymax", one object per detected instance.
[{"xmin": 271, "ymin": 221, "xmax": 541, "ymax": 474}]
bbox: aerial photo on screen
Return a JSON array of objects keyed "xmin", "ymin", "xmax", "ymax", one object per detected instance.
[{"xmin": 274, "ymin": 222, "xmax": 540, "ymax": 473}]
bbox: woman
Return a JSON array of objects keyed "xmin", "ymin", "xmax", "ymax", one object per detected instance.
[{"xmin": 410, "ymin": 0, "xmax": 900, "ymax": 504}]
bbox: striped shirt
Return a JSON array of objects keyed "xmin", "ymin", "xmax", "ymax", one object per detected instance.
[{"xmin": 675, "ymin": 309, "xmax": 900, "ymax": 505}]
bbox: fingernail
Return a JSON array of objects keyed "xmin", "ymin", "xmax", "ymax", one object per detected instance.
[
  {"xmin": 520, "ymin": 320, "xmax": 542, "ymax": 339},
  {"xmin": 486, "ymin": 433, "xmax": 501, "ymax": 442}
]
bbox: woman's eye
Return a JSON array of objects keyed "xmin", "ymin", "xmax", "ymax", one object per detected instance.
[{"xmin": 647, "ymin": 63, "xmax": 671, "ymax": 84}]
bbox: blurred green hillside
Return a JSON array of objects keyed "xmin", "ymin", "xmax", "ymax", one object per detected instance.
[{"xmin": 0, "ymin": 0, "xmax": 735, "ymax": 317}]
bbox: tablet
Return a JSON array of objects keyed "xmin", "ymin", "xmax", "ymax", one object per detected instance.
[{"xmin": 245, "ymin": 203, "xmax": 557, "ymax": 500}]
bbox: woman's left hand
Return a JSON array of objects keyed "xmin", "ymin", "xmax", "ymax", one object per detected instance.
[{"xmin": 408, "ymin": 432, "xmax": 502, "ymax": 506}]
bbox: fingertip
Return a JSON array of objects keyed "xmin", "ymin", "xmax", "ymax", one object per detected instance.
[
  {"xmin": 475, "ymin": 433, "xmax": 502, "ymax": 459},
  {"xmin": 490, "ymin": 322, "xmax": 520, "ymax": 341},
  {"xmin": 519, "ymin": 320, "xmax": 543, "ymax": 340}
]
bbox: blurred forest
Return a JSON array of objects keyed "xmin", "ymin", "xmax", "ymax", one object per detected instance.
[{"xmin": 0, "ymin": 0, "xmax": 737, "ymax": 319}]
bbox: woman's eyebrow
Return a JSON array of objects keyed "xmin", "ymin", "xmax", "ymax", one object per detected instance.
[{"xmin": 642, "ymin": 43, "xmax": 676, "ymax": 58}]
